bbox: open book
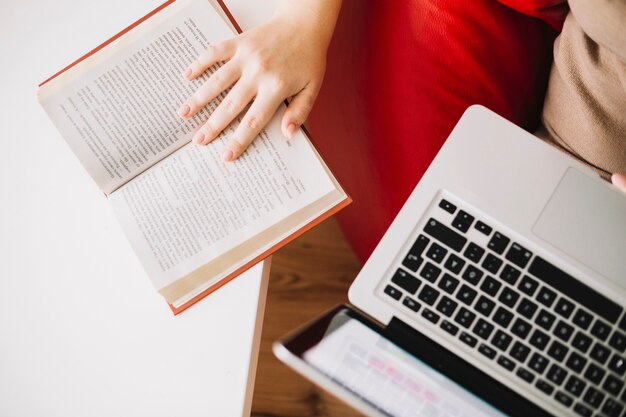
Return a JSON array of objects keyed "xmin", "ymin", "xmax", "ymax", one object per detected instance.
[{"xmin": 38, "ymin": 0, "xmax": 350, "ymax": 314}]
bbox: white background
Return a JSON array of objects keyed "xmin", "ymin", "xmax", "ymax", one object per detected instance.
[{"xmin": 0, "ymin": 0, "xmax": 278, "ymax": 415}]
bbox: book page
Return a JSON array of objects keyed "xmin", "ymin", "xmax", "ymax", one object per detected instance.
[
  {"xmin": 38, "ymin": 0, "xmax": 235, "ymax": 194},
  {"xmin": 108, "ymin": 111, "xmax": 339, "ymax": 300}
]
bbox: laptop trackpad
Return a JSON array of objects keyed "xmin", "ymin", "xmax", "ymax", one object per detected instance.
[{"xmin": 533, "ymin": 168, "xmax": 626, "ymax": 288}]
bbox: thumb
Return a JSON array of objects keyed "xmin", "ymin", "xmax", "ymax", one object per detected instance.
[
  {"xmin": 281, "ymin": 84, "xmax": 319, "ymax": 139},
  {"xmin": 611, "ymin": 173, "xmax": 626, "ymax": 192}
]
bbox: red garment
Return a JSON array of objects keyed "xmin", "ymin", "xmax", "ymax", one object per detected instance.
[{"xmin": 308, "ymin": 0, "xmax": 562, "ymax": 263}]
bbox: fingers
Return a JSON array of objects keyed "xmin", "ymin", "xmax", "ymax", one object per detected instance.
[
  {"xmin": 281, "ymin": 83, "xmax": 319, "ymax": 138},
  {"xmin": 182, "ymin": 41, "xmax": 235, "ymax": 80},
  {"xmin": 611, "ymin": 173, "xmax": 626, "ymax": 192},
  {"xmin": 221, "ymin": 93, "xmax": 285, "ymax": 161},
  {"xmin": 178, "ymin": 61, "xmax": 240, "ymax": 119},
  {"xmin": 192, "ymin": 82, "xmax": 256, "ymax": 145}
]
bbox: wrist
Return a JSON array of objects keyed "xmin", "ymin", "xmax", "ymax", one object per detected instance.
[{"xmin": 275, "ymin": 0, "xmax": 342, "ymax": 48}]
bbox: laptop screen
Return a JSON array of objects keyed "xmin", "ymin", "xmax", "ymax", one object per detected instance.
[{"xmin": 301, "ymin": 310, "xmax": 506, "ymax": 417}]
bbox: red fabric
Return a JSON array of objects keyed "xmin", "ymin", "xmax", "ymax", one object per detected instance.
[
  {"xmin": 496, "ymin": 0, "xmax": 569, "ymax": 30},
  {"xmin": 307, "ymin": 0, "xmax": 557, "ymax": 263}
]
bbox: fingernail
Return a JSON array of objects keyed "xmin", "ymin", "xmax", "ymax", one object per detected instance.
[
  {"xmin": 285, "ymin": 123, "xmax": 297, "ymax": 139},
  {"xmin": 182, "ymin": 67, "xmax": 192, "ymax": 78},
  {"xmin": 221, "ymin": 149, "xmax": 234, "ymax": 162},
  {"xmin": 178, "ymin": 104, "xmax": 190, "ymax": 118},
  {"xmin": 193, "ymin": 131, "xmax": 205, "ymax": 144}
]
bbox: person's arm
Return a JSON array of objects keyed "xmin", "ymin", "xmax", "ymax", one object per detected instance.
[{"xmin": 178, "ymin": 0, "xmax": 342, "ymax": 161}]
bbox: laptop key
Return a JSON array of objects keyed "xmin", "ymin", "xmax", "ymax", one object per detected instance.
[
  {"xmin": 565, "ymin": 351, "xmax": 587, "ymax": 373},
  {"xmin": 572, "ymin": 309, "xmax": 593, "ymax": 331},
  {"xmin": 418, "ymin": 285, "xmax": 440, "ymax": 306},
  {"xmin": 516, "ymin": 298, "xmax": 538, "ymax": 319},
  {"xmin": 529, "ymin": 329, "xmax": 550, "ymax": 351},
  {"xmin": 455, "ymin": 284, "xmax": 477, "ymax": 306},
  {"xmin": 488, "ymin": 232, "xmax": 510, "ymax": 255},
  {"xmin": 498, "ymin": 287, "xmax": 519, "ymax": 308},
  {"xmin": 528, "ymin": 352, "xmax": 549, "ymax": 374},
  {"xmin": 474, "ymin": 220, "xmax": 492, "ymax": 236},
  {"xmin": 474, "ymin": 295, "xmax": 496, "ymax": 317},
  {"xmin": 460, "ymin": 331, "xmax": 478, "ymax": 348},
  {"xmin": 402, "ymin": 297, "xmax": 421, "ymax": 312},
  {"xmin": 554, "ymin": 320, "xmax": 574, "ymax": 342},
  {"xmin": 384, "ymin": 285, "xmax": 402, "ymax": 300},
  {"xmin": 555, "ymin": 391, "xmax": 574, "ymax": 407},
  {"xmin": 608, "ymin": 330, "xmax": 626, "ymax": 352},
  {"xmin": 602, "ymin": 374, "xmax": 624, "ymax": 396},
  {"xmin": 516, "ymin": 367, "xmax": 535, "ymax": 383},
  {"xmin": 590, "ymin": 343, "xmax": 611, "ymax": 365},
  {"xmin": 573, "ymin": 403, "xmax": 593, "ymax": 417},
  {"xmin": 462, "ymin": 265, "xmax": 483, "ymax": 286},
  {"xmin": 478, "ymin": 343, "xmax": 497, "ymax": 359},
  {"xmin": 547, "ymin": 363, "xmax": 568, "ymax": 386},
  {"xmin": 505, "ymin": 242, "xmax": 532, "ymax": 269},
  {"xmin": 438, "ymin": 273, "xmax": 460, "ymax": 295},
  {"xmin": 583, "ymin": 363, "xmax": 605, "ymax": 385},
  {"xmin": 510, "ymin": 341, "xmax": 531, "ymax": 363},
  {"xmin": 480, "ymin": 276, "xmax": 501, "ymax": 297},
  {"xmin": 582, "ymin": 386, "xmax": 605, "ymax": 408},
  {"xmin": 423, "ymin": 218, "xmax": 467, "ymax": 252},
  {"xmin": 403, "ymin": 234, "xmax": 429, "ymax": 271},
  {"xmin": 536, "ymin": 287, "xmax": 557, "ymax": 308},
  {"xmin": 452, "ymin": 210, "xmax": 474, "ymax": 233},
  {"xmin": 421, "ymin": 308, "xmax": 440, "ymax": 324},
  {"xmin": 444, "ymin": 254, "xmax": 465, "ymax": 275},
  {"xmin": 571, "ymin": 332, "xmax": 592, "ymax": 354},
  {"xmin": 493, "ymin": 306, "xmax": 514, "ymax": 329},
  {"xmin": 419, "ymin": 262, "xmax": 441, "ymax": 283},
  {"xmin": 565, "ymin": 375, "xmax": 586, "ymax": 397},
  {"xmin": 472, "ymin": 318, "xmax": 494, "ymax": 340},
  {"xmin": 518, "ymin": 275, "xmax": 539, "ymax": 296},
  {"xmin": 497, "ymin": 355, "xmax": 515, "ymax": 372},
  {"xmin": 536, "ymin": 379, "xmax": 555, "ymax": 395},
  {"xmin": 607, "ymin": 353, "xmax": 626, "ymax": 376},
  {"xmin": 492, "ymin": 330, "xmax": 513, "ymax": 351},
  {"xmin": 402, "ymin": 254, "xmax": 423, "ymax": 273},
  {"xmin": 500, "ymin": 264, "xmax": 521, "ymax": 285},
  {"xmin": 440, "ymin": 319, "xmax": 459, "ymax": 336},
  {"xmin": 482, "ymin": 253, "xmax": 503, "ymax": 275},
  {"xmin": 511, "ymin": 317, "xmax": 532, "ymax": 340},
  {"xmin": 548, "ymin": 340, "xmax": 569, "ymax": 362},
  {"xmin": 535, "ymin": 309, "xmax": 556, "ymax": 331},
  {"xmin": 391, "ymin": 268, "xmax": 421, "ymax": 294},
  {"xmin": 426, "ymin": 243, "xmax": 447, "ymax": 264},
  {"xmin": 554, "ymin": 298, "xmax": 575, "ymax": 319},
  {"xmin": 454, "ymin": 307, "xmax": 476, "ymax": 329},
  {"xmin": 436, "ymin": 296, "xmax": 458, "ymax": 317},
  {"xmin": 463, "ymin": 242, "xmax": 485, "ymax": 264},
  {"xmin": 601, "ymin": 399, "xmax": 623, "ymax": 417},
  {"xmin": 438, "ymin": 199, "xmax": 456, "ymax": 214},
  {"xmin": 590, "ymin": 320, "xmax": 611, "ymax": 341}
]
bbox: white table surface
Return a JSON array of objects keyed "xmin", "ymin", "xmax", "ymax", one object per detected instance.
[{"xmin": 0, "ymin": 0, "xmax": 279, "ymax": 415}]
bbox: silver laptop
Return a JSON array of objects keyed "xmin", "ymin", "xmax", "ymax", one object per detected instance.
[{"xmin": 274, "ymin": 105, "xmax": 626, "ymax": 417}]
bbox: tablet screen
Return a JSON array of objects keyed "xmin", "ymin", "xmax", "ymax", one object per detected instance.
[{"xmin": 301, "ymin": 310, "xmax": 505, "ymax": 417}]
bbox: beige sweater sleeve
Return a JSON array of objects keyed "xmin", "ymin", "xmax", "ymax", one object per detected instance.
[{"xmin": 539, "ymin": 0, "xmax": 626, "ymax": 178}]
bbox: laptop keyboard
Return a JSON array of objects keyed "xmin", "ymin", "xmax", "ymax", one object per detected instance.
[{"xmin": 381, "ymin": 198, "xmax": 626, "ymax": 417}]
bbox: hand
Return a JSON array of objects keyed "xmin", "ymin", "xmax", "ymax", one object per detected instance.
[
  {"xmin": 177, "ymin": 1, "xmax": 341, "ymax": 162},
  {"xmin": 612, "ymin": 173, "xmax": 626, "ymax": 193}
]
